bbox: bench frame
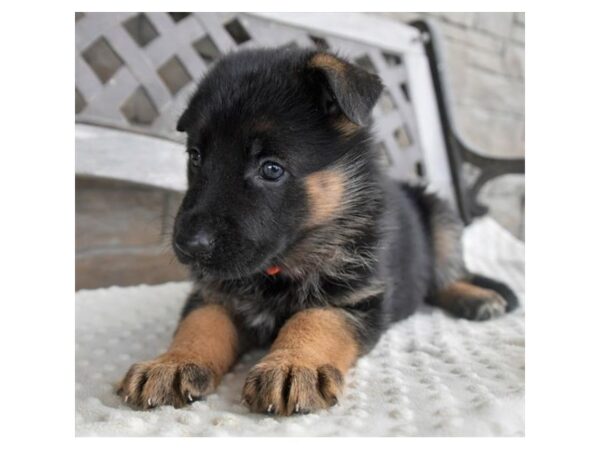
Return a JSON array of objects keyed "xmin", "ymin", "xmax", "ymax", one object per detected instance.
[{"xmin": 411, "ymin": 19, "xmax": 525, "ymax": 224}]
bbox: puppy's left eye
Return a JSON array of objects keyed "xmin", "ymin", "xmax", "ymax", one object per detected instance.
[
  {"xmin": 260, "ymin": 161, "xmax": 285, "ymax": 181},
  {"xmin": 187, "ymin": 147, "xmax": 201, "ymax": 167}
]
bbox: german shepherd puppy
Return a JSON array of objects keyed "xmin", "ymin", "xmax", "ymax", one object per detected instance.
[{"xmin": 117, "ymin": 47, "xmax": 518, "ymax": 415}]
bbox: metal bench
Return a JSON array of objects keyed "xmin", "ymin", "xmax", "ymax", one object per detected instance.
[{"xmin": 75, "ymin": 12, "xmax": 524, "ymax": 225}]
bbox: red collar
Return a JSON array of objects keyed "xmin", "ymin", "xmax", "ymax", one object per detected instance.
[{"xmin": 265, "ymin": 265, "xmax": 282, "ymax": 276}]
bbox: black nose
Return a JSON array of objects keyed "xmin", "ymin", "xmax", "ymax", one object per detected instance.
[
  {"xmin": 188, "ymin": 229, "xmax": 213, "ymax": 250},
  {"xmin": 175, "ymin": 229, "xmax": 214, "ymax": 258}
]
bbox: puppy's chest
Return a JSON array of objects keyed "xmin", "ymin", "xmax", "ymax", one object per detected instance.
[
  {"xmin": 230, "ymin": 289, "xmax": 311, "ymax": 346},
  {"xmin": 232, "ymin": 297, "xmax": 283, "ymax": 341},
  {"xmin": 211, "ymin": 279, "xmax": 323, "ymax": 346}
]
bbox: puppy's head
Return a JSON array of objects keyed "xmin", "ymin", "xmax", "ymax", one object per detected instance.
[{"xmin": 172, "ymin": 48, "xmax": 382, "ymax": 279}]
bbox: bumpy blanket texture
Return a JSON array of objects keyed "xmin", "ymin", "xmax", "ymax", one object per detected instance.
[{"xmin": 76, "ymin": 217, "xmax": 525, "ymax": 436}]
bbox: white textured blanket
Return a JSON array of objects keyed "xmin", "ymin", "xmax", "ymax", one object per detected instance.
[{"xmin": 75, "ymin": 217, "xmax": 525, "ymax": 436}]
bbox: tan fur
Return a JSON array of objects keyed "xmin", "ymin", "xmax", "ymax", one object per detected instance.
[
  {"xmin": 117, "ymin": 305, "xmax": 238, "ymax": 409},
  {"xmin": 304, "ymin": 170, "xmax": 345, "ymax": 227},
  {"xmin": 169, "ymin": 304, "xmax": 238, "ymax": 376},
  {"xmin": 436, "ymin": 281, "xmax": 495, "ymax": 308},
  {"xmin": 242, "ymin": 308, "xmax": 358, "ymax": 415},
  {"xmin": 309, "ymin": 53, "xmax": 346, "ymax": 74},
  {"xmin": 310, "ymin": 54, "xmax": 359, "ymax": 135},
  {"xmin": 434, "ymin": 280, "xmax": 508, "ymax": 321},
  {"xmin": 270, "ymin": 308, "xmax": 358, "ymax": 369},
  {"xmin": 335, "ymin": 116, "xmax": 360, "ymax": 136}
]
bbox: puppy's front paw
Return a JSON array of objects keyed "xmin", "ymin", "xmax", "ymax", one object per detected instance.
[
  {"xmin": 242, "ymin": 350, "xmax": 343, "ymax": 416},
  {"xmin": 117, "ymin": 353, "xmax": 215, "ymax": 409}
]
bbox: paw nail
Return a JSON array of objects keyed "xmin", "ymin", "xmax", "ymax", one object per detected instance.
[
  {"xmin": 124, "ymin": 395, "xmax": 129, "ymax": 403},
  {"xmin": 188, "ymin": 393, "xmax": 193, "ymax": 403},
  {"xmin": 267, "ymin": 404, "xmax": 274, "ymax": 414},
  {"xmin": 294, "ymin": 403, "xmax": 300, "ymax": 413}
]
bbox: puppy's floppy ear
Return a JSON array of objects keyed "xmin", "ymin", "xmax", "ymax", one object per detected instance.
[{"xmin": 308, "ymin": 52, "xmax": 383, "ymax": 126}]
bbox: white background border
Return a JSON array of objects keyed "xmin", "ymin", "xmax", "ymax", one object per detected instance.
[{"xmin": 2, "ymin": 0, "xmax": 600, "ymax": 447}]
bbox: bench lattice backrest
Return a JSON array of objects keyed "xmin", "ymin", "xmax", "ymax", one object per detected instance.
[{"xmin": 76, "ymin": 12, "xmax": 449, "ymax": 187}]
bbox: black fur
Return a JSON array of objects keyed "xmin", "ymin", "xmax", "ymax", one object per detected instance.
[
  {"xmin": 171, "ymin": 47, "xmax": 518, "ymax": 356},
  {"xmin": 117, "ymin": 46, "xmax": 521, "ymax": 414},
  {"xmin": 168, "ymin": 48, "xmax": 518, "ymax": 352}
]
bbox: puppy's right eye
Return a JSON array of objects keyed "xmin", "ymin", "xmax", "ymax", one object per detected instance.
[
  {"xmin": 187, "ymin": 147, "xmax": 202, "ymax": 167},
  {"xmin": 260, "ymin": 161, "xmax": 285, "ymax": 181}
]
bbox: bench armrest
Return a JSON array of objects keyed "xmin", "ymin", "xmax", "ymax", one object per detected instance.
[{"xmin": 410, "ymin": 18, "xmax": 525, "ymax": 223}]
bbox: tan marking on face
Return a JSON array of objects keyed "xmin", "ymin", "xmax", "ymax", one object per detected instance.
[
  {"xmin": 335, "ymin": 116, "xmax": 360, "ymax": 136},
  {"xmin": 169, "ymin": 304, "xmax": 238, "ymax": 377},
  {"xmin": 304, "ymin": 170, "xmax": 345, "ymax": 227},
  {"xmin": 308, "ymin": 53, "xmax": 346, "ymax": 74}
]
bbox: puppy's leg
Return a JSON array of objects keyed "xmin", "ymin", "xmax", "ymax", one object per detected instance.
[
  {"xmin": 117, "ymin": 304, "xmax": 238, "ymax": 409},
  {"xmin": 242, "ymin": 307, "xmax": 359, "ymax": 416},
  {"xmin": 431, "ymin": 280, "xmax": 509, "ymax": 321},
  {"xmin": 423, "ymin": 192, "xmax": 518, "ymax": 320}
]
